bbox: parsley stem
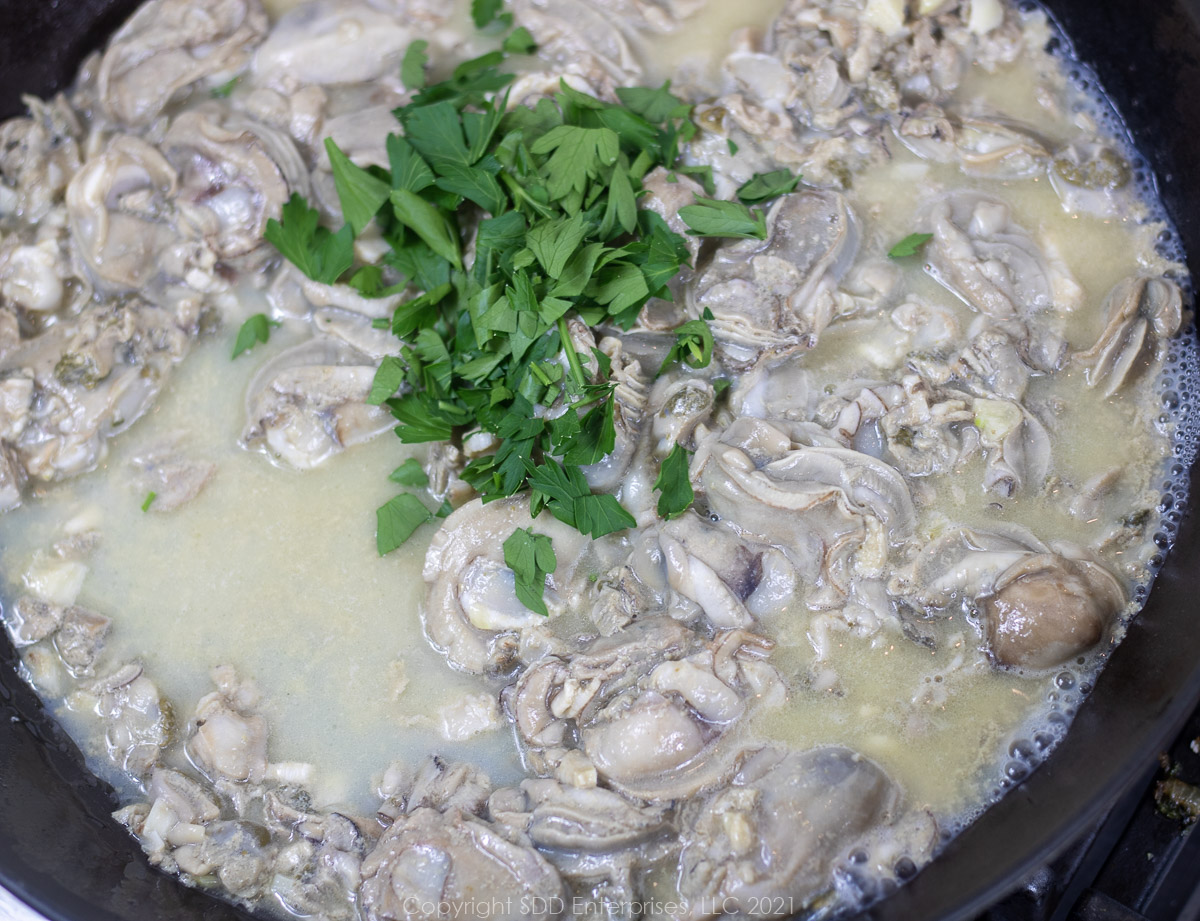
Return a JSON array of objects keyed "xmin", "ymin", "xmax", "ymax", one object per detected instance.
[
  {"xmin": 499, "ymin": 171, "xmax": 555, "ymax": 220},
  {"xmin": 557, "ymin": 316, "xmax": 587, "ymax": 391}
]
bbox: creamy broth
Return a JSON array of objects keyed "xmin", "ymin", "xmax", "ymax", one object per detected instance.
[
  {"xmin": 0, "ymin": 0, "xmax": 1189, "ymax": 918},
  {"xmin": 0, "ymin": 328, "xmax": 531, "ymax": 809}
]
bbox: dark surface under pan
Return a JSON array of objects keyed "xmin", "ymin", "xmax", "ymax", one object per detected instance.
[{"xmin": 1, "ymin": 1, "xmax": 1199, "ymax": 920}]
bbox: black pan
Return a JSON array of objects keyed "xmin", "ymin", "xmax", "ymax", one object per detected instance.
[{"xmin": 1, "ymin": 2, "xmax": 1198, "ymax": 920}]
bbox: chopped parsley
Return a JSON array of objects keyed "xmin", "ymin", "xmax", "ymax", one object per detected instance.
[
  {"xmin": 401, "ymin": 40, "xmax": 429, "ymax": 90},
  {"xmin": 679, "ymin": 198, "xmax": 767, "ymax": 239},
  {"xmin": 376, "ymin": 493, "xmax": 434, "ymax": 555},
  {"xmin": 231, "ymin": 313, "xmax": 281, "ymax": 359},
  {"xmin": 658, "ymin": 312, "xmax": 714, "ymax": 377},
  {"xmin": 503, "ymin": 528, "xmax": 557, "ymax": 615},
  {"xmin": 264, "ymin": 196, "xmax": 354, "ymax": 284},
  {"xmin": 261, "ymin": 8, "xmax": 763, "ymax": 608},
  {"xmin": 502, "ymin": 26, "xmax": 537, "ymax": 55},
  {"xmin": 210, "ymin": 77, "xmax": 239, "ymax": 99},
  {"xmin": 471, "ymin": 0, "xmax": 512, "ymax": 29},
  {"xmin": 736, "ymin": 169, "xmax": 801, "ymax": 205},
  {"xmin": 888, "ymin": 232, "xmax": 934, "ymax": 259},
  {"xmin": 654, "ymin": 444, "xmax": 693, "ymax": 519},
  {"xmin": 388, "ymin": 457, "xmax": 429, "ymax": 486}
]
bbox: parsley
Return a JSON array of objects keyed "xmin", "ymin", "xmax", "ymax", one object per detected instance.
[
  {"xmin": 264, "ymin": 194, "xmax": 354, "ymax": 284},
  {"xmin": 264, "ymin": 8, "xmax": 715, "ymax": 612},
  {"xmin": 141, "ymin": 491, "xmax": 157, "ymax": 513},
  {"xmin": 471, "ymin": 0, "xmax": 512, "ymax": 29},
  {"xmin": 502, "ymin": 26, "xmax": 537, "ymax": 55},
  {"xmin": 658, "ymin": 315, "xmax": 714, "ymax": 377},
  {"xmin": 326, "ymin": 139, "xmax": 391, "ymax": 236},
  {"xmin": 530, "ymin": 125, "xmax": 620, "ymax": 202},
  {"xmin": 401, "ymin": 39, "xmax": 429, "ymax": 90},
  {"xmin": 654, "ymin": 443, "xmax": 694, "ymax": 519},
  {"xmin": 615, "ymin": 83, "xmax": 690, "ymax": 123},
  {"xmin": 376, "ymin": 493, "xmax": 434, "ymax": 555},
  {"xmin": 210, "ymin": 77, "xmax": 239, "ymax": 99},
  {"xmin": 888, "ymin": 232, "xmax": 934, "ymax": 259},
  {"xmin": 231, "ymin": 313, "xmax": 280, "ymax": 359},
  {"xmin": 389, "ymin": 457, "xmax": 429, "ymax": 486},
  {"xmin": 528, "ymin": 460, "xmax": 636, "ymax": 538},
  {"xmin": 736, "ymin": 169, "xmax": 800, "ymax": 205},
  {"xmin": 390, "ymin": 188, "xmax": 463, "ymax": 268},
  {"xmin": 727, "ymin": 139, "xmax": 739, "ymax": 155},
  {"xmin": 503, "ymin": 527, "xmax": 557, "ymax": 615},
  {"xmin": 368, "ymin": 356, "xmax": 407, "ymax": 404},
  {"xmin": 679, "ymin": 198, "xmax": 767, "ymax": 239}
]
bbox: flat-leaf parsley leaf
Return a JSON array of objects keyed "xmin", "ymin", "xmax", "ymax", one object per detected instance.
[
  {"xmin": 888, "ymin": 232, "xmax": 933, "ymax": 259},
  {"xmin": 736, "ymin": 169, "xmax": 800, "ymax": 205},
  {"xmin": 401, "ymin": 39, "xmax": 429, "ymax": 89},
  {"xmin": 232, "ymin": 313, "xmax": 280, "ymax": 359},
  {"xmin": 679, "ymin": 198, "xmax": 767, "ymax": 239},
  {"xmin": 376, "ymin": 494, "xmax": 434, "ymax": 555},
  {"xmin": 654, "ymin": 443, "xmax": 694, "ymax": 519},
  {"xmin": 264, "ymin": 194, "xmax": 354, "ymax": 284},
  {"xmin": 503, "ymin": 527, "xmax": 557, "ymax": 615},
  {"xmin": 389, "ymin": 458, "xmax": 430, "ymax": 487}
]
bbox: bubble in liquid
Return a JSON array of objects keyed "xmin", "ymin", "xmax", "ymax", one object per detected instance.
[{"xmin": 1005, "ymin": 761, "xmax": 1031, "ymax": 781}]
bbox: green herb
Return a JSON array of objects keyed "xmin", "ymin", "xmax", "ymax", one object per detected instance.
[
  {"xmin": 141, "ymin": 491, "xmax": 157, "ymax": 513},
  {"xmin": 471, "ymin": 0, "xmax": 512, "ymax": 29},
  {"xmin": 503, "ymin": 527, "xmax": 557, "ymax": 615},
  {"xmin": 264, "ymin": 194, "xmax": 354, "ymax": 285},
  {"xmin": 368, "ymin": 356, "xmax": 407, "ymax": 405},
  {"xmin": 677, "ymin": 164, "xmax": 716, "ymax": 197},
  {"xmin": 401, "ymin": 39, "xmax": 429, "ymax": 90},
  {"xmin": 657, "ymin": 315, "xmax": 713, "ymax": 377},
  {"xmin": 736, "ymin": 169, "xmax": 800, "ymax": 205},
  {"xmin": 727, "ymin": 138, "xmax": 739, "ymax": 156},
  {"xmin": 888, "ymin": 232, "xmax": 934, "ymax": 259},
  {"xmin": 326, "ymin": 139, "xmax": 391, "ymax": 236},
  {"xmin": 615, "ymin": 83, "xmax": 690, "ymax": 123},
  {"xmin": 231, "ymin": 313, "xmax": 281, "ymax": 359},
  {"xmin": 389, "ymin": 457, "xmax": 430, "ymax": 486},
  {"xmin": 679, "ymin": 198, "xmax": 767, "ymax": 239},
  {"xmin": 210, "ymin": 77, "xmax": 239, "ymax": 99},
  {"xmin": 502, "ymin": 26, "xmax": 537, "ymax": 55},
  {"xmin": 654, "ymin": 443, "xmax": 694, "ymax": 519},
  {"xmin": 376, "ymin": 493, "xmax": 434, "ymax": 554},
  {"xmin": 528, "ymin": 460, "xmax": 636, "ymax": 538},
  {"xmin": 264, "ymin": 6, "xmax": 711, "ymax": 611}
]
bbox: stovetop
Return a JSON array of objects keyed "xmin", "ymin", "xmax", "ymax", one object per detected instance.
[{"xmin": 980, "ymin": 698, "xmax": 1200, "ymax": 921}]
